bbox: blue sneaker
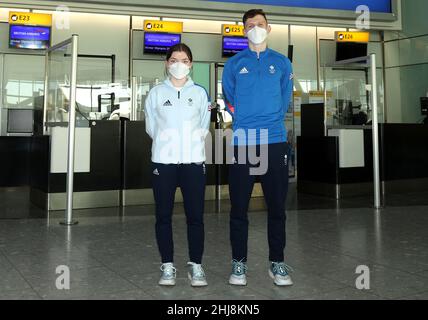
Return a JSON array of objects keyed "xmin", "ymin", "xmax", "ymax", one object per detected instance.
[
  {"xmin": 159, "ymin": 262, "xmax": 176, "ymax": 286},
  {"xmin": 187, "ymin": 262, "xmax": 208, "ymax": 287},
  {"xmin": 229, "ymin": 259, "xmax": 247, "ymax": 286},
  {"xmin": 269, "ymin": 262, "xmax": 293, "ymax": 286}
]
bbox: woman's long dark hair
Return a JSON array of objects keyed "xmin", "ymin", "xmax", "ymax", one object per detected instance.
[{"xmin": 166, "ymin": 43, "xmax": 193, "ymax": 62}]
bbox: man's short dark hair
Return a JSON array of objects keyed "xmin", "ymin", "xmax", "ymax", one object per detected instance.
[{"xmin": 243, "ymin": 9, "xmax": 268, "ymax": 26}]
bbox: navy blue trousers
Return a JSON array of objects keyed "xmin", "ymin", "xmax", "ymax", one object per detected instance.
[
  {"xmin": 152, "ymin": 162, "xmax": 206, "ymax": 264},
  {"xmin": 229, "ymin": 142, "xmax": 289, "ymax": 262}
]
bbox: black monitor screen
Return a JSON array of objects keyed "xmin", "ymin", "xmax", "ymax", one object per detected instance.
[
  {"xmin": 9, "ymin": 25, "xmax": 51, "ymax": 50},
  {"xmin": 144, "ymin": 32, "xmax": 181, "ymax": 54},
  {"xmin": 336, "ymin": 42, "xmax": 368, "ymax": 62},
  {"xmin": 7, "ymin": 109, "xmax": 34, "ymax": 133},
  {"xmin": 222, "ymin": 36, "xmax": 249, "ymax": 57},
  {"xmin": 421, "ymin": 97, "xmax": 428, "ymax": 115}
]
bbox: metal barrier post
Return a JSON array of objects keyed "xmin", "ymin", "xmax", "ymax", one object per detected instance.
[
  {"xmin": 61, "ymin": 34, "xmax": 79, "ymax": 226},
  {"xmin": 370, "ymin": 54, "xmax": 382, "ymax": 209}
]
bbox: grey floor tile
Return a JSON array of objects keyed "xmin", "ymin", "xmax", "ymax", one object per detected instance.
[
  {"xmin": 241, "ymin": 270, "xmax": 348, "ymax": 300},
  {"xmin": 2, "ymin": 186, "xmax": 428, "ymax": 300},
  {"xmin": 398, "ymin": 291, "xmax": 428, "ymax": 300},
  {"xmin": 70, "ymin": 289, "xmax": 153, "ymax": 300},
  {"xmin": 0, "ymin": 289, "xmax": 42, "ymax": 300},
  {"xmin": 0, "ymin": 253, "xmax": 14, "ymax": 271},
  {"xmin": 416, "ymin": 270, "xmax": 428, "ymax": 278},
  {"xmin": 0, "ymin": 268, "xmax": 33, "ymax": 292},
  {"xmin": 296, "ymin": 287, "xmax": 386, "ymax": 300},
  {"xmin": 24, "ymin": 266, "xmax": 139, "ymax": 300},
  {"xmin": 123, "ymin": 271, "xmax": 231, "ymax": 300},
  {"xmin": 206, "ymin": 257, "xmax": 346, "ymax": 300},
  {"xmin": 6, "ymin": 251, "xmax": 104, "ymax": 276},
  {"xmin": 320, "ymin": 264, "xmax": 428, "ymax": 299}
]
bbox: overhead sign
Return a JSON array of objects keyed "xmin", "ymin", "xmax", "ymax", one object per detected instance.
[
  {"xmin": 202, "ymin": 0, "xmax": 392, "ymax": 13},
  {"xmin": 309, "ymin": 91, "xmax": 333, "ymax": 98},
  {"xmin": 9, "ymin": 12, "xmax": 52, "ymax": 27},
  {"xmin": 222, "ymin": 24, "xmax": 244, "ymax": 36},
  {"xmin": 335, "ymin": 31, "xmax": 370, "ymax": 43},
  {"xmin": 144, "ymin": 20, "xmax": 183, "ymax": 33}
]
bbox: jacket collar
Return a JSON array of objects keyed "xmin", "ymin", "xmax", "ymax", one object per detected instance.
[
  {"xmin": 246, "ymin": 47, "xmax": 270, "ymax": 59},
  {"xmin": 164, "ymin": 77, "xmax": 194, "ymax": 89}
]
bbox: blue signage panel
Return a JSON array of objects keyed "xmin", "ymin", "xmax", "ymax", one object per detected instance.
[
  {"xmin": 10, "ymin": 25, "xmax": 50, "ymax": 41},
  {"xmin": 203, "ymin": 0, "xmax": 392, "ymax": 13},
  {"xmin": 144, "ymin": 32, "xmax": 181, "ymax": 54},
  {"xmin": 223, "ymin": 36, "xmax": 249, "ymax": 56},
  {"xmin": 9, "ymin": 25, "xmax": 51, "ymax": 49}
]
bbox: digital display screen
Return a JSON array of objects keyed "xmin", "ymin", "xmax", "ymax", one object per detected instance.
[
  {"xmin": 7, "ymin": 109, "xmax": 34, "ymax": 133},
  {"xmin": 203, "ymin": 0, "xmax": 392, "ymax": 13},
  {"xmin": 144, "ymin": 32, "xmax": 181, "ymax": 54},
  {"xmin": 222, "ymin": 36, "xmax": 249, "ymax": 57},
  {"xmin": 9, "ymin": 25, "xmax": 51, "ymax": 50}
]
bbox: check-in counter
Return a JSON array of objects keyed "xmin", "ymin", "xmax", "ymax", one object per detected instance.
[
  {"xmin": 30, "ymin": 121, "xmax": 122, "ymax": 210},
  {"xmin": 0, "ymin": 136, "xmax": 32, "ymax": 187},
  {"xmin": 27, "ymin": 116, "xmax": 273, "ymax": 210},
  {"xmin": 297, "ymin": 123, "xmax": 428, "ymax": 198},
  {"xmin": 297, "ymin": 127, "xmax": 374, "ymax": 199},
  {"xmin": 380, "ymin": 123, "xmax": 428, "ymax": 194},
  {"xmin": 30, "ymin": 120, "xmax": 226, "ymax": 209}
]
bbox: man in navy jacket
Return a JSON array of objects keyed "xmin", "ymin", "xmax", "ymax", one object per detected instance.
[{"xmin": 222, "ymin": 9, "xmax": 294, "ymax": 286}]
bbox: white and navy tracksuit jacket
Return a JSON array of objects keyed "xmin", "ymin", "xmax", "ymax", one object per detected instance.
[{"xmin": 145, "ymin": 78, "xmax": 211, "ymax": 164}]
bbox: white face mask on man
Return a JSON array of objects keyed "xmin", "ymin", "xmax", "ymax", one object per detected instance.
[
  {"xmin": 246, "ymin": 26, "xmax": 268, "ymax": 45},
  {"xmin": 168, "ymin": 62, "xmax": 191, "ymax": 80}
]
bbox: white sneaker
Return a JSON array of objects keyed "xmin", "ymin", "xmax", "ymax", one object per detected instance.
[
  {"xmin": 228, "ymin": 260, "xmax": 247, "ymax": 286},
  {"xmin": 187, "ymin": 262, "xmax": 208, "ymax": 287},
  {"xmin": 159, "ymin": 262, "xmax": 176, "ymax": 286},
  {"xmin": 269, "ymin": 262, "xmax": 293, "ymax": 286}
]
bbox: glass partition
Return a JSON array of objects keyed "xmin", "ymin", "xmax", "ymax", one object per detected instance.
[
  {"xmin": 44, "ymin": 35, "xmax": 81, "ymax": 225},
  {"xmin": 73, "ymin": 55, "xmax": 131, "ymax": 122},
  {"xmin": 322, "ymin": 60, "xmax": 385, "ymax": 128},
  {"xmin": 133, "ymin": 60, "xmax": 165, "ymax": 121},
  {"xmin": 44, "ymin": 40, "xmax": 75, "ymax": 128},
  {"xmin": 322, "ymin": 55, "xmax": 382, "ymax": 209},
  {"xmin": 45, "ymin": 48, "xmax": 130, "ymax": 128},
  {"xmin": 2, "ymin": 54, "xmax": 45, "ymax": 109}
]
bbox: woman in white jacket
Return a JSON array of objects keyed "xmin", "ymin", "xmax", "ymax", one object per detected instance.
[{"xmin": 144, "ymin": 43, "xmax": 211, "ymax": 287}]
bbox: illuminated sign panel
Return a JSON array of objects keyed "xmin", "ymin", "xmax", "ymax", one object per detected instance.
[
  {"xmin": 203, "ymin": 0, "xmax": 392, "ymax": 13},
  {"xmin": 9, "ymin": 12, "xmax": 52, "ymax": 26},
  {"xmin": 144, "ymin": 32, "xmax": 181, "ymax": 54},
  {"xmin": 335, "ymin": 32, "xmax": 370, "ymax": 43},
  {"xmin": 222, "ymin": 24, "xmax": 245, "ymax": 36},
  {"xmin": 144, "ymin": 20, "xmax": 183, "ymax": 33}
]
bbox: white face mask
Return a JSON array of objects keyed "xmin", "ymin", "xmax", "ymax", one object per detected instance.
[
  {"xmin": 168, "ymin": 62, "xmax": 190, "ymax": 80},
  {"xmin": 246, "ymin": 26, "xmax": 268, "ymax": 45}
]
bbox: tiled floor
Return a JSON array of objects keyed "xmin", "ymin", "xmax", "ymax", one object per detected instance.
[{"xmin": 1, "ymin": 185, "xmax": 428, "ymax": 300}]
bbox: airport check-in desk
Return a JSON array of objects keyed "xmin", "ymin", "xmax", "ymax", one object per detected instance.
[
  {"xmin": 30, "ymin": 121, "xmax": 122, "ymax": 210},
  {"xmin": 297, "ymin": 123, "xmax": 428, "ymax": 199},
  {"xmin": 29, "ymin": 120, "xmax": 226, "ymax": 210}
]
